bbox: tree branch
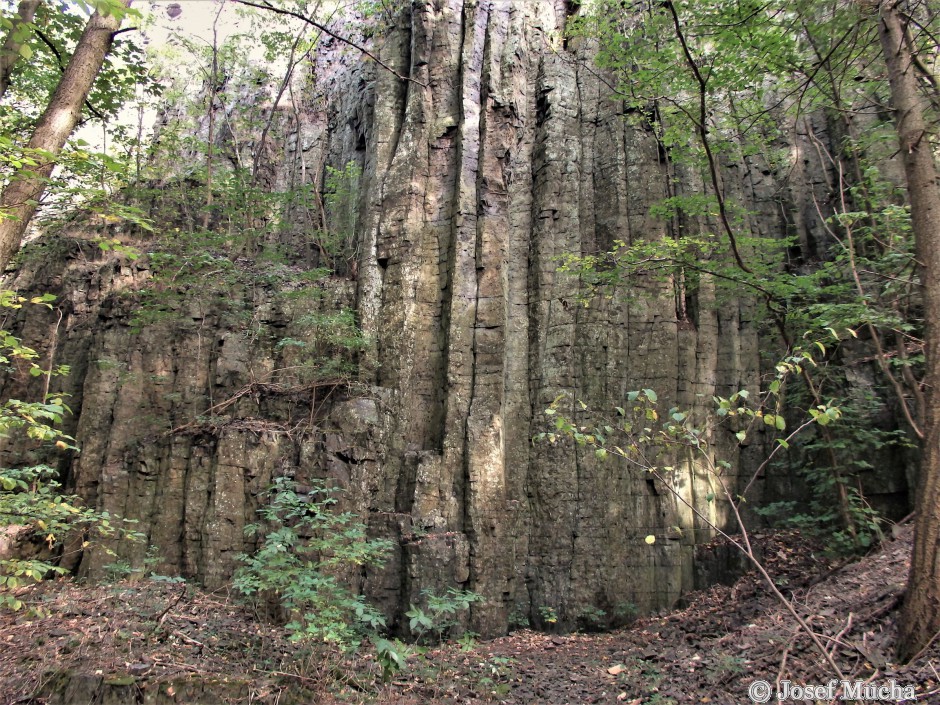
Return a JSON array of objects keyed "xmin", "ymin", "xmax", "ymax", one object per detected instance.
[
  {"xmin": 663, "ymin": 0, "xmax": 751, "ymax": 274},
  {"xmin": 34, "ymin": 28, "xmax": 107, "ymax": 121},
  {"xmin": 230, "ymin": 0, "xmax": 427, "ymax": 88}
]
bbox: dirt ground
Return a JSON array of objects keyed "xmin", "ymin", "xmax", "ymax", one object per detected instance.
[{"xmin": 1, "ymin": 526, "xmax": 937, "ymax": 704}]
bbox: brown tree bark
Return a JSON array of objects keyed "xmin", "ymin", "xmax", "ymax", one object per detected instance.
[
  {"xmin": 0, "ymin": 0, "xmax": 42, "ymax": 99},
  {"xmin": 0, "ymin": 0, "xmax": 129, "ymax": 270},
  {"xmin": 878, "ymin": 0, "xmax": 940, "ymax": 664}
]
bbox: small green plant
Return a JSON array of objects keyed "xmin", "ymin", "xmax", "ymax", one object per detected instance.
[
  {"xmin": 477, "ymin": 655, "xmax": 516, "ymax": 697},
  {"xmin": 148, "ymin": 573, "xmax": 186, "ymax": 584},
  {"xmin": 508, "ymin": 605, "xmax": 530, "ymax": 630},
  {"xmin": 614, "ymin": 601, "xmax": 638, "ymax": 623},
  {"xmin": 233, "ymin": 476, "xmax": 392, "ymax": 648},
  {"xmin": 102, "ymin": 558, "xmax": 134, "ymax": 581},
  {"xmin": 456, "ymin": 630, "xmax": 478, "ymax": 651},
  {"xmin": 645, "ymin": 695, "xmax": 678, "ymax": 705},
  {"xmin": 537, "ymin": 605, "xmax": 558, "ymax": 625},
  {"xmin": 94, "ymin": 358, "xmax": 127, "ymax": 372},
  {"xmin": 373, "ymin": 636, "xmax": 410, "ymax": 682},
  {"xmin": 707, "ymin": 654, "xmax": 745, "ymax": 683},
  {"xmin": 576, "ymin": 605, "xmax": 607, "ymax": 631},
  {"xmin": 405, "ymin": 587, "xmax": 483, "ymax": 644},
  {"xmin": 636, "ymin": 657, "xmax": 666, "ymax": 690}
]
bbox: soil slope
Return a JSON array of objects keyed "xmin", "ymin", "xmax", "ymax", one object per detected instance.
[{"xmin": 1, "ymin": 526, "xmax": 936, "ymax": 704}]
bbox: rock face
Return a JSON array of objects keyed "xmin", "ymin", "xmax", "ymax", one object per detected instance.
[
  {"xmin": 323, "ymin": 0, "xmax": 774, "ymax": 634},
  {"xmin": 0, "ymin": 0, "xmax": 908, "ymax": 636}
]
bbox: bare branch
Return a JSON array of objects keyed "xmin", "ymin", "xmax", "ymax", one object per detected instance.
[
  {"xmin": 33, "ymin": 28, "xmax": 107, "ymax": 121},
  {"xmin": 230, "ymin": 0, "xmax": 427, "ymax": 88},
  {"xmin": 664, "ymin": 0, "xmax": 751, "ymax": 274}
]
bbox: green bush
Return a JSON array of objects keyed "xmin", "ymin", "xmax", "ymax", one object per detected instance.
[
  {"xmin": 406, "ymin": 587, "xmax": 482, "ymax": 644},
  {"xmin": 233, "ymin": 476, "xmax": 392, "ymax": 648},
  {"xmin": 0, "ymin": 293, "xmax": 143, "ymax": 609}
]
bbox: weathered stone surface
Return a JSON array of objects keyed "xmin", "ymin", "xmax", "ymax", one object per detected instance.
[{"xmin": 0, "ymin": 0, "xmax": 910, "ymax": 638}]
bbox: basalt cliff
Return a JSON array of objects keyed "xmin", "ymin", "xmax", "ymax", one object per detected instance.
[{"xmin": 0, "ymin": 0, "xmax": 911, "ymax": 638}]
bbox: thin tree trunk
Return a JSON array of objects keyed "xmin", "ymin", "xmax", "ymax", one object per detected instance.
[
  {"xmin": 201, "ymin": 0, "xmax": 225, "ymax": 232},
  {"xmin": 0, "ymin": 0, "xmax": 41, "ymax": 99},
  {"xmin": 0, "ymin": 1, "xmax": 129, "ymax": 270},
  {"xmin": 878, "ymin": 0, "xmax": 940, "ymax": 664},
  {"xmin": 251, "ymin": 23, "xmax": 309, "ymax": 182}
]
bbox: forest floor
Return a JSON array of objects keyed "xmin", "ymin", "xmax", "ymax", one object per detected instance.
[{"xmin": 1, "ymin": 525, "xmax": 937, "ymax": 704}]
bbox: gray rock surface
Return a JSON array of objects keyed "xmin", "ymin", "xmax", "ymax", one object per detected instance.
[{"xmin": 0, "ymin": 0, "xmax": 905, "ymax": 637}]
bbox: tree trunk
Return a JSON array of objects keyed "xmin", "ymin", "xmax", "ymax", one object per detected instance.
[
  {"xmin": 0, "ymin": 1, "xmax": 128, "ymax": 271},
  {"xmin": 201, "ymin": 0, "xmax": 225, "ymax": 232},
  {"xmin": 878, "ymin": 0, "xmax": 940, "ymax": 664},
  {"xmin": 0, "ymin": 0, "xmax": 42, "ymax": 99}
]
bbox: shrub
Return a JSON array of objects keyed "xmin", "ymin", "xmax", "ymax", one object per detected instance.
[{"xmin": 233, "ymin": 476, "xmax": 392, "ymax": 648}]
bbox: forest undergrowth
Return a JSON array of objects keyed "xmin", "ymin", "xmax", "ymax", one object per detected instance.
[{"xmin": 0, "ymin": 525, "xmax": 936, "ymax": 704}]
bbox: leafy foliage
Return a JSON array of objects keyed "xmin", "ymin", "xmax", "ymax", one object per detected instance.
[
  {"xmin": 0, "ymin": 0, "xmax": 159, "ymax": 231},
  {"xmin": 560, "ymin": 0, "xmax": 932, "ymax": 548},
  {"xmin": 0, "ymin": 464, "xmax": 144, "ymax": 603},
  {"xmin": 405, "ymin": 587, "xmax": 482, "ymax": 644},
  {"xmin": 535, "ymin": 346, "xmax": 851, "ymax": 546},
  {"xmin": 757, "ymin": 386, "xmax": 911, "ymax": 554},
  {"xmin": 0, "ymin": 294, "xmax": 143, "ymax": 610},
  {"xmin": 233, "ymin": 476, "xmax": 392, "ymax": 648}
]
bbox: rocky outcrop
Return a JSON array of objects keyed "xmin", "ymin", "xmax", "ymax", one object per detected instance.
[
  {"xmin": 0, "ymin": 0, "xmax": 910, "ymax": 637},
  {"xmin": 343, "ymin": 0, "xmax": 770, "ymax": 634}
]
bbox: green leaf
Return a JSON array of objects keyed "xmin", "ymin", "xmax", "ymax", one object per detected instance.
[
  {"xmin": 643, "ymin": 389, "xmax": 657, "ymax": 403},
  {"xmin": 18, "ymin": 44, "xmax": 32, "ymax": 60}
]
